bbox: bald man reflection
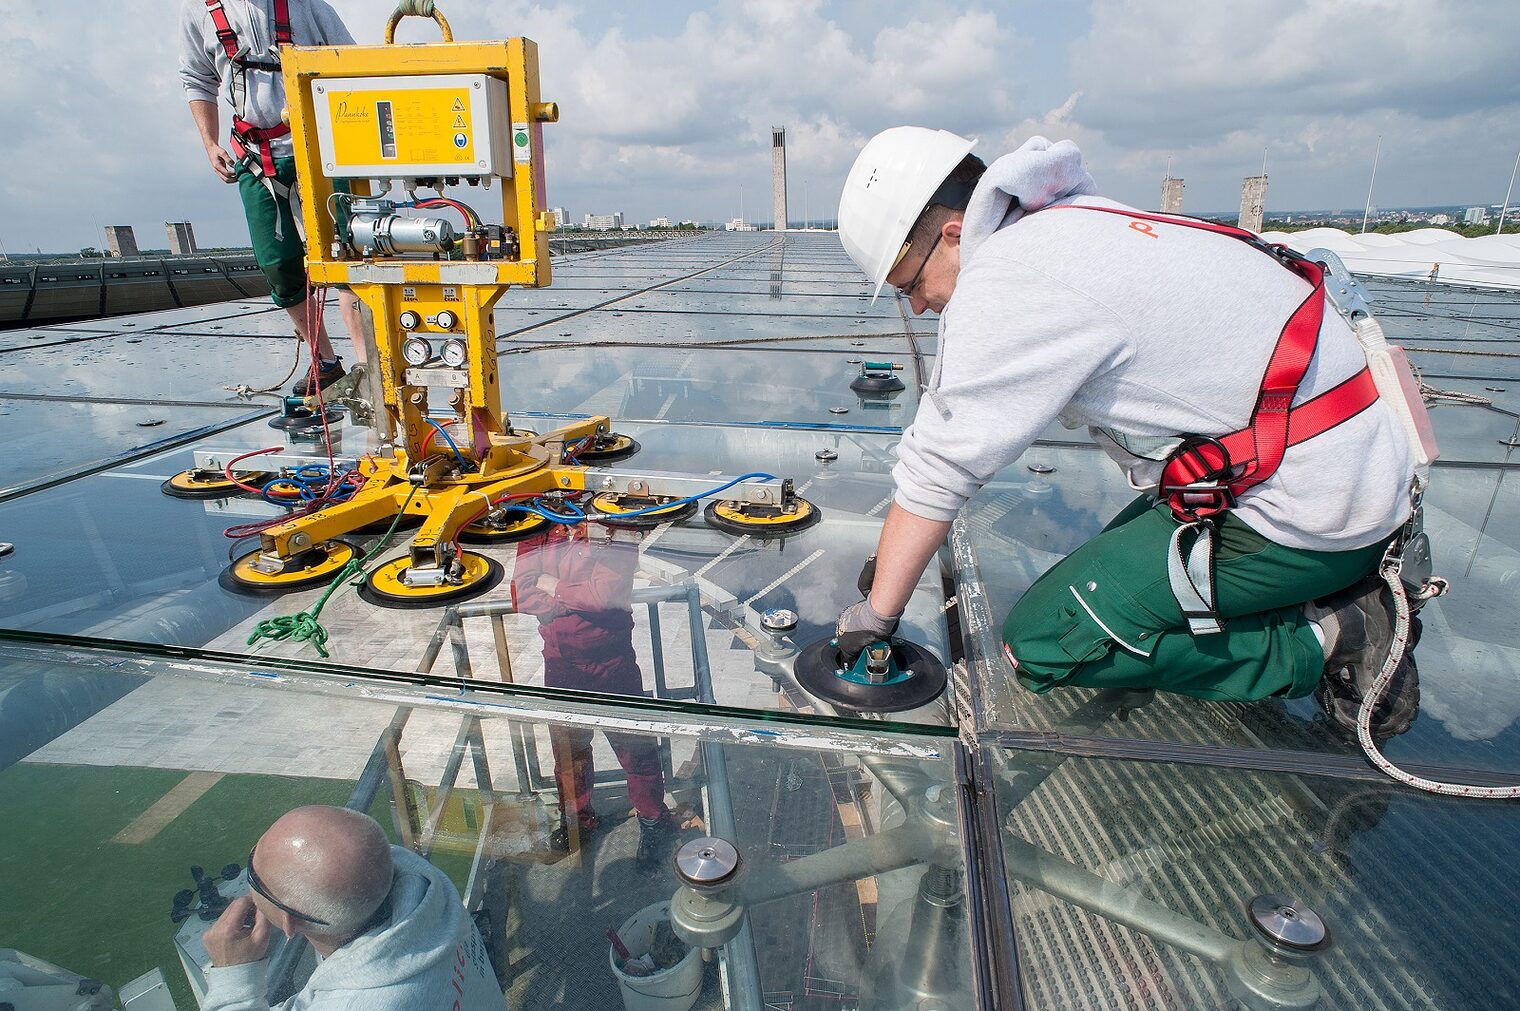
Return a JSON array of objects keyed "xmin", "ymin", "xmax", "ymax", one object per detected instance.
[{"xmin": 201, "ymin": 806, "xmax": 502, "ymax": 1010}]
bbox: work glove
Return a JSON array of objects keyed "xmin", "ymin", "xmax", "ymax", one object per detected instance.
[{"xmin": 836, "ymin": 596, "xmax": 901, "ymax": 640}]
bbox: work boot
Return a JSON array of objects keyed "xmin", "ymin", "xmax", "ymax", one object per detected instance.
[
  {"xmin": 292, "ymin": 356, "xmax": 346, "ymax": 397},
  {"xmin": 549, "ymin": 808, "xmax": 599, "ymax": 852},
  {"xmin": 635, "ymin": 813, "xmax": 678, "ymax": 875},
  {"xmin": 1305, "ymin": 578, "xmax": 1421, "ymax": 739}
]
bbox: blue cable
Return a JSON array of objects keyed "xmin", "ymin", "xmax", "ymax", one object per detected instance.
[
  {"xmin": 494, "ymin": 472, "xmax": 780, "ymax": 526},
  {"xmin": 424, "ymin": 418, "xmax": 472, "ymax": 471}
]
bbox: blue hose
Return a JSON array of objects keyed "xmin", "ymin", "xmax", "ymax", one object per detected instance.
[{"xmin": 424, "ymin": 418, "xmax": 472, "ymax": 471}]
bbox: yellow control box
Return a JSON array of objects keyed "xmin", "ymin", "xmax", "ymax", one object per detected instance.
[{"xmin": 312, "ymin": 73, "xmax": 513, "ymax": 178}]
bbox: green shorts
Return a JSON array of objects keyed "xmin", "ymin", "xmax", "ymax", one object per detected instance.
[
  {"xmin": 236, "ymin": 158, "xmax": 308, "ymax": 308},
  {"xmin": 236, "ymin": 161, "xmax": 352, "ymax": 308},
  {"xmin": 1001, "ymin": 496, "xmax": 1390, "ymax": 703}
]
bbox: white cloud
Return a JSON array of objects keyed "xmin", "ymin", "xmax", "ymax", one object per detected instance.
[{"xmin": 0, "ymin": 1, "xmax": 1516, "ymax": 249}]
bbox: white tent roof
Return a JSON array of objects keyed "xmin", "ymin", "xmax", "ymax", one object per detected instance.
[{"xmin": 1261, "ymin": 227, "xmax": 1520, "ymax": 290}]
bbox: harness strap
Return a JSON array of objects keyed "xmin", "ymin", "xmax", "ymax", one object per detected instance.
[
  {"xmin": 1047, "ymin": 203, "xmax": 1376, "ymax": 636},
  {"xmin": 1167, "ymin": 521, "xmax": 1223, "ymax": 635},
  {"xmin": 206, "ymin": 0, "xmax": 292, "ymax": 180}
]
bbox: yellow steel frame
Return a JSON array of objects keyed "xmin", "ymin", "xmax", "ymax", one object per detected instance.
[{"xmin": 254, "ymin": 21, "xmax": 610, "ymax": 579}]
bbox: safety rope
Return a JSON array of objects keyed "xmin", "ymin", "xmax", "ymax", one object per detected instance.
[
  {"xmin": 246, "ymin": 485, "xmax": 421, "ymax": 658},
  {"xmin": 1359, "ymin": 556, "xmax": 1520, "ymax": 798}
]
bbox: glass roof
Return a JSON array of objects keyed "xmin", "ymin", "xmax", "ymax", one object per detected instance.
[{"xmin": 2, "ymin": 231, "xmax": 1517, "ymax": 1009}]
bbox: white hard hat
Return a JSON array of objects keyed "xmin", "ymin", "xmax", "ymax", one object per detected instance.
[{"xmin": 838, "ymin": 127, "xmax": 977, "ymax": 300}]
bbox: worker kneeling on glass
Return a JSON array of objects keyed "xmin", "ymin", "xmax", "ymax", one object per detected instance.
[{"xmin": 835, "ymin": 128, "xmax": 1421, "ymax": 738}]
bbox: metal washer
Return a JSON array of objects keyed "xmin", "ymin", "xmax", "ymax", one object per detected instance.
[
  {"xmin": 1248, "ymin": 894, "xmax": 1330, "ymax": 951},
  {"xmin": 674, "ymin": 837, "xmax": 740, "ymax": 887}
]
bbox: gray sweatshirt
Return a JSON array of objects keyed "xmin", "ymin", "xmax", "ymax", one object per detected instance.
[
  {"xmin": 893, "ymin": 139, "xmax": 1413, "ymax": 552},
  {"xmin": 179, "ymin": 0, "xmax": 354, "ymax": 159},
  {"xmin": 201, "ymin": 848, "xmax": 501, "ymax": 1010}
]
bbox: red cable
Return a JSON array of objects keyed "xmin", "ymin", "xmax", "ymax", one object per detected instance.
[{"xmin": 223, "ymin": 445, "xmax": 284, "ymax": 494}]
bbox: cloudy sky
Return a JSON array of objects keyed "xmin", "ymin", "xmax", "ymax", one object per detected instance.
[{"xmin": 2, "ymin": 0, "xmax": 1517, "ymax": 252}]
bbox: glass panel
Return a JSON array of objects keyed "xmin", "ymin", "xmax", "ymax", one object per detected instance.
[
  {"xmin": 0, "ymin": 398, "xmax": 261, "ymax": 489},
  {"xmin": 0, "ymin": 645, "xmax": 970, "ymax": 1010},
  {"xmin": 993, "ymin": 746, "xmax": 1520, "ymax": 1010},
  {"xmin": 0, "ymin": 418, "xmax": 954, "ymax": 730},
  {"xmin": 41, "ymin": 300, "xmax": 284, "ymax": 332},
  {"xmin": 960, "ymin": 442, "xmax": 1520, "ymax": 777}
]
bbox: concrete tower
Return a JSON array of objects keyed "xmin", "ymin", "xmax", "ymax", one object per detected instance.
[
  {"xmin": 104, "ymin": 225, "xmax": 139, "ymax": 258},
  {"xmin": 771, "ymin": 126, "xmax": 788, "ymax": 231},
  {"xmin": 1160, "ymin": 176, "xmax": 1184, "ymax": 214},
  {"xmin": 166, "ymin": 221, "xmax": 199, "ymax": 256},
  {"xmin": 1238, "ymin": 175, "xmax": 1268, "ymax": 234}
]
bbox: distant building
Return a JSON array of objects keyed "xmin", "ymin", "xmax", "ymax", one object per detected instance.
[
  {"xmin": 1160, "ymin": 176, "xmax": 1184, "ymax": 214},
  {"xmin": 649, "ymin": 217, "xmax": 672, "ymax": 228},
  {"xmin": 1238, "ymin": 175, "xmax": 1268, "ymax": 234},
  {"xmin": 1429, "ymin": 213, "xmax": 1451, "ymax": 226},
  {"xmin": 583, "ymin": 212, "xmax": 625, "ymax": 231},
  {"xmin": 724, "ymin": 218, "xmax": 758, "ymax": 232},
  {"xmin": 166, "ymin": 221, "xmax": 198, "ymax": 255},
  {"xmin": 550, "ymin": 206, "xmax": 569, "ymax": 228},
  {"xmin": 1464, "ymin": 206, "xmax": 1489, "ymax": 226},
  {"xmin": 104, "ymin": 225, "xmax": 139, "ymax": 258},
  {"xmin": 772, "ymin": 126, "xmax": 788, "ymax": 230}
]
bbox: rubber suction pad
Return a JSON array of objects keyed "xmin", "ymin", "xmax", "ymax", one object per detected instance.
[{"xmin": 794, "ymin": 633, "xmax": 948, "ymax": 713}]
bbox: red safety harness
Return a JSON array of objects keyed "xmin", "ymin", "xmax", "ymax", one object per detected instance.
[
  {"xmin": 205, "ymin": 0, "xmax": 293, "ymax": 179},
  {"xmin": 1050, "ymin": 204, "xmax": 1381, "ymax": 634}
]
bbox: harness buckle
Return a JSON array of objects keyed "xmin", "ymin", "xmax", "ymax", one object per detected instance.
[{"xmin": 1160, "ymin": 435, "xmax": 1236, "ymax": 523}]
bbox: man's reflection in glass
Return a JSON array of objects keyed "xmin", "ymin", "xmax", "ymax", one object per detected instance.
[{"xmin": 512, "ymin": 522, "xmax": 676, "ymax": 871}]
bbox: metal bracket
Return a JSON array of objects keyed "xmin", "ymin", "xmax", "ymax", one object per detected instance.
[
  {"xmin": 1306, "ymin": 247, "xmax": 1375, "ymax": 321},
  {"xmin": 584, "ymin": 468, "xmax": 785, "ymax": 505}
]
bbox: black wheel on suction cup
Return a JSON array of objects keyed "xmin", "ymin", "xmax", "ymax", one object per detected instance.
[
  {"xmin": 850, "ymin": 374, "xmax": 906, "ymax": 394},
  {"xmin": 703, "ymin": 498, "xmax": 823, "ymax": 539},
  {"xmin": 793, "ymin": 634, "xmax": 948, "ymax": 713},
  {"xmin": 589, "ymin": 493, "xmax": 697, "ymax": 530},
  {"xmin": 575, "ymin": 433, "xmax": 640, "ymax": 464}
]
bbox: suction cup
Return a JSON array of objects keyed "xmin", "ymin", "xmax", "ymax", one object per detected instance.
[
  {"xmin": 575, "ymin": 433, "xmax": 640, "ymax": 463},
  {"xmin": 703, "ymin": 497, "xmax": 822, "ymax": 539},
  {"xmin": 794, "ymin": 632, "xmax": 947, "ymax": 713},
  {"xmin": 850, "ymin": 373, "xmax": 905, "ymax": 394},
  {"xmin": 458, "ymin": 510, "xmax": 551, "ymax": 543},
  {"xmin": 220, "ymin": 540, "xmax": 362, "ymax": 596},
  {"xmin": 357, "ymin": 552, "xmax": 504, "ymax": 609},
  {"xmin": 161, "ymin": 469, "xmax": 269, "ymax": 500},
  {"xmin": 589, "ymin": 492, "xmax": 697, "ymax": 529}
]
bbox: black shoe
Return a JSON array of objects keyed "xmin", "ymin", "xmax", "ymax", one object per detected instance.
[
  {"xmin": 293, "ymin": 356, "xmax": 345, "ymax": 396},
  {"xmin": 635, "ymin": 814, "xmax": 678, "ymax": 875},
  {"xmin": 1306, "ymin": 579, "xmax": 1421, "ymax": 739},
  {"xmin": 549, "ymin": 809, "xmax": 599, "ymax": 852}
]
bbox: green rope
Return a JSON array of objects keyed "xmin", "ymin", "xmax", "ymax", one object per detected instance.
[{"xmin": 247, "ymin": 486, "xmax": 421, "ymax": 658}]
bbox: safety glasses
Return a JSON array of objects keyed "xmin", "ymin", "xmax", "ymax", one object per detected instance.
[
  {"xmin": 247, "ymin": 844, "xmax": 332, "ymax": 925},
  {"xmin": 893, "ymin": 232, "xmax": 942, "ymax": 301}
]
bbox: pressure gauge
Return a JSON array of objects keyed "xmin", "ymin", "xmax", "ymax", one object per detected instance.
[
  {"xmin": 398, "ymin": 310, "xmax": 421, "ymax": 330},
  {"xmin": 440, "ymin": 339, "xmax": 468, "ymax": 369},
  {"xmin": 402, "ymin": 336, "xmax": 433, "ymax": 366},
  {"xmin": 435, "ymin": 309, "xmax": 458, "ymax": 330}
]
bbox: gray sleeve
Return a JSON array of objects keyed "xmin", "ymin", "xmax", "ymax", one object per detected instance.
[
  {"xmin": 178, "ymin": 0, "xmax": 221, "ymax": 102},
  {"xmin": 891, "ymin": 254, "xmax": 1130, "ymax": 521},
  {"xmin": 200, "ymin": 959, "xmax": 274, "ymax": 1011},
  {"xmin": 311, "ymin": 0, "xmax": 356, "ymax": 45}
]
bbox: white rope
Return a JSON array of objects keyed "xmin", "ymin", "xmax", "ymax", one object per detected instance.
[{"xmin": 1358, "ymin": 559, "xmax": 1520, "ymax": 798}]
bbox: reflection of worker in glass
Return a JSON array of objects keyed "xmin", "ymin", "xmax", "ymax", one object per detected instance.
[
  {"xmin": 513, "ymin": 524, "xmax": 677, "ymax": 871},
  {"xmin": 201, "ymin": 806, "xmax": 500, "ymax": 1009}
]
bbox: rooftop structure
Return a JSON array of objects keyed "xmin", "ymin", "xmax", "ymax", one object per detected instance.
[
  {"xmin": 772, "ymin": 126, "xmax": 788, "ymax": 230},
  {"xmin": 166, "ymin": 221, "xmax": 198, "ymax": 256},
  {"xmin": 1239, "ymin": 174, "xmax": 1268, "ymax": 233},
  {"xmin": 104, "ymin": 225, "xmax": 139, "ymax": 258},
  {"xmin": 1, "ymin": 232, "xmax": 1518, "ymax": 1010}
]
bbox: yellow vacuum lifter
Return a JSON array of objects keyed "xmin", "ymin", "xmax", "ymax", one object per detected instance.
[{"xmin": 184, "ymin": 4, "xmax": 818, "ymax": 607}]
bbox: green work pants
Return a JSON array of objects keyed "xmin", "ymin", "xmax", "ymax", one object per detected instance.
[
  {"xmin": 1001, "ymin": 496, "xmax": 1390, "ymax": 702},
  {"xmin": 236, "ymin": 158, "xmax": 308, "ymax": 308}
]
